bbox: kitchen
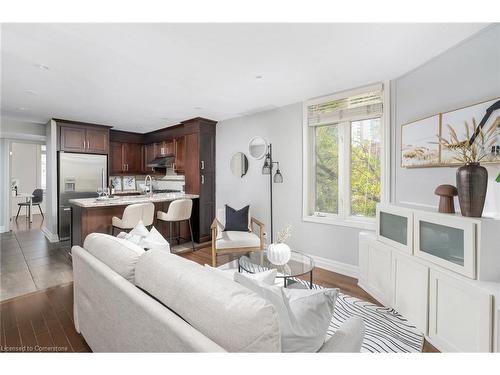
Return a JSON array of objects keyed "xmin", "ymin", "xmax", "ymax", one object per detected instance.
[{"xmin": 56, "ymin": 117, "xmax": 216, "ymax": 251}]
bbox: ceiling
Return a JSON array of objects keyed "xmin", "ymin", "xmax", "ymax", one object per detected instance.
[{"xmin": 1, "ymin": 23, "xmax": 489, "ymax": 132}]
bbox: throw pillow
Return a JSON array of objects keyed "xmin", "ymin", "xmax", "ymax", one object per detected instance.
[
  {"xmin": 125, "ymin": 220, "xmax": 149, "ymax": 240},
  {"xmin": 234, "ymin": 272, "xmax": 338, "ymax": 352},
  {"xmin": 224, "ymin": 205, "xmax": 250, "ymax": 232},
  {"xmin": 139, "ymin": 227, "xmax": 170, "ymax": 252}
]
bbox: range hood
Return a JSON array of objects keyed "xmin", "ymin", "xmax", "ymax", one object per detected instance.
[{"xmin": 146, "ymin": 155, "xmax": 175, "ymax": 168}]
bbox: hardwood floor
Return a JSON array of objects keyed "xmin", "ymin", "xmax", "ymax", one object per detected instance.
[{"xmin": 0, "ymin": 246, "xmax": 438, "ymax": 353}]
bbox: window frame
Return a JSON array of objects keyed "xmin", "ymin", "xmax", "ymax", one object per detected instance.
[{"xmin": 302, "ymin": 82, "xmax": 390, "ymax": 230}]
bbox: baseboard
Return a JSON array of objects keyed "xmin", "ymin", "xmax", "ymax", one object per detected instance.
[
  {"xmin": 0, "ymin": 225, "xmax": 8, "ymax": 233},
  {"xmin": 41, "ymin": 225, "xmax": 59, "ymax": 243},
  {"xmin": 308, "ymin": 254, "xmax": 359, "ymax": 279}
]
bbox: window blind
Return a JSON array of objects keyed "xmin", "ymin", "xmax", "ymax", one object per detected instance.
[{"xmin": 307, "ymin": 86, "xmax": 383, "ymax": 126}]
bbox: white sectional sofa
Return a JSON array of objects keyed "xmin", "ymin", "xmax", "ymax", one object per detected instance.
[{"xmin": 72, "ymin": 233, "xmax": 364, "ymax": 352}]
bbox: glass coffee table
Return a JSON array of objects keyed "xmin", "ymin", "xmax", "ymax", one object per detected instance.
[{"xmin": 238, "ymin": 250, "xmax": 315, "ymax": 289}]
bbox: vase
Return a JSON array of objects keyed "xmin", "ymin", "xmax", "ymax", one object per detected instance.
[
  {"xmin": 267, "ymin": 243, "xmax": 291, "ymax": 265},
  {"xmin": 456, "ymin": 162, "xmax": 488, "ymax": 217}
]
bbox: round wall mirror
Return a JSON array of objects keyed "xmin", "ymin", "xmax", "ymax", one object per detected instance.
[
  {"xmin": 230, "ymin": 152, "xmax": 249, "ymax": 178},
  {"xmin": 248, "ymin": 136, "xmax": 268, "ymax": 159}
]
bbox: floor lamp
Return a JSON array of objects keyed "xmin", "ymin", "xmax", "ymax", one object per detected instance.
[{"xmin": 261, "ymin": 143, "xmax": 283, "ymax": 242}]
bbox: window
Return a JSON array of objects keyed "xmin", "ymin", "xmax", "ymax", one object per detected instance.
[
  {"xmin": 40, "ymin": 144, "xmax": 46, "ymax": 190},
  {"xmin": 303, "ymin": 84, "xmax": 387, "ymax": 229}
]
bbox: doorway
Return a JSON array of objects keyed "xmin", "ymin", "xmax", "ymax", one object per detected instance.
[{"xmin": 9, "ymin": 141, "xmax": 46, "ymax": 231}]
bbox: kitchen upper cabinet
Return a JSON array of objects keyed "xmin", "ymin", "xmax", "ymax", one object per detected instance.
[
  {"xmin": 174, "ymin": 136, "xmax": 185, "ymax": 173},
  {"xmin": 144, "ymin": 143, "xmax": 156, "ymax": 173},
  {"xmin": 86, "ymin": 128, "xmax": 109, "ymax": 154},
  {"xmin": 59, "ymin": 123, "xmax": 109, "ymax": 154},
  {"xmin": 110, "ymin": 142, "xmax": 125, "ymax": 174},
  {"xmin": 110, "ymin": 141, "xmax": 143, "ymax": 174},
  {"xmin": 60, "ymin": 126, "xmax": 86, "ymax": 152},
  {"xmin": 155, "ymin": 140, "xmax": 175, "ymax": 157},
  {"xmin": 125, "ymin": 143, "xmax": 143, "ymax": 174}
]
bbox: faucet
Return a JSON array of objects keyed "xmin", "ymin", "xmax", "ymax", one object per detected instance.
[{"xmin": 144, "ymin": 175, "xmax": 153, "ymax": 197}]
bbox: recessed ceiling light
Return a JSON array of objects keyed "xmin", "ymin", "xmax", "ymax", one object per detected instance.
[
  {"xmin": 24, "ymin": 89, "xmax": 38, "ymax": 95},
  {"xmin": 17, "ymin": 107, "xmax": 27, "ymax": 111},
  {"xmin": 255, "ymin": 75, "xmax": 263, "ymax": 79},
  {"xmin": 194, "ymin": 106, "xmax": 203, "ymax": 110},
  {"xmin": 35, "ymin": 64, "xmax": 50, "ymax": 71},
  {"xmin": 160, "ymin": 117, "xmax": 169, "ymax": 120}
]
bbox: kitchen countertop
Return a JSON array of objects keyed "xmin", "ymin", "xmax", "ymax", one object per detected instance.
[{"xmin": 69, "ymin": 193, "xmax": 199, "ymax": 208}]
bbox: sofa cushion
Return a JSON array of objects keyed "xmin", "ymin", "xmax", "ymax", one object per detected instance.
[
  {"xmin": 235, "ymin": 272, "xmax": 338, "ymax": 352},
  {"xmin": 83, "ymin": 233, "xmax": 145, "ymax": 282},
  {"xmin": 134, "ymin": 250, "xmax": 281, "ymax": 352},
  {"xmin": 216, "ymin": 231, "xmax": 260, "ymax": 249}
]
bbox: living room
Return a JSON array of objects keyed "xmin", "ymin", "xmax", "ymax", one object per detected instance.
[{"xmin": 1, "ymin": 0, "xmax": 500, "ymax": 372}]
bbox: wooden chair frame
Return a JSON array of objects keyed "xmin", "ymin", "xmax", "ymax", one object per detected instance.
[{"xmin": 211, "ymin": 217, "xmax": 265, "ymax": 267}]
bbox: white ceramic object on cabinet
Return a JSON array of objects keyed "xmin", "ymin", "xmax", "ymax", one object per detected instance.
[{"xmin": 428, "ymin": 269, "xmax": 493, "ymax": 352}]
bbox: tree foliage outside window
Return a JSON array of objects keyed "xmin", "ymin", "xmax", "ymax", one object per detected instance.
[
  {"xmin": 350, "ymin": 118, "xmax": 381, "ymax": 217},
  {"xmin": 314, "ymin": 118, "xmax": 381, "ymax": 218},
  {"xmin": 315, "ymin": 125, "xmax": 339, "ymax": 214}
]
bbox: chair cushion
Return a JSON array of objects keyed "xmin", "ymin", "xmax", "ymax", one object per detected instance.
[
  {"xmin": 216, "ymin": 231, "xmax": 260, "ymax": 249},
  {"xmin": 224, "ymin": 205, "xmax": 250, "ymax": 232},
  {"xmin": 83, "ymin": 233, "xmax": 145, "ymax": 282},
  {"xmin": 234, "ymin": 272, "xmax": 338, "ymax": 352},
  {"xmin": 134, "ymin": 250, "xmax": 281, "ymax": 352}
]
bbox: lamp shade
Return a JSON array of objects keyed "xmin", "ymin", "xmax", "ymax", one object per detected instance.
[
  {"xmin": 273, "ymin": 169, "xmax": 283, "ymax": 183},
  {"xmin": 262, "ymin": 157, "xmax": 271, "ymax": 175}
]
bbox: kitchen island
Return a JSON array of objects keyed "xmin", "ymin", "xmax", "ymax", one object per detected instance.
[{"xmin": 69, "ymin": 193, "xmax": 199, "ymax": 247}]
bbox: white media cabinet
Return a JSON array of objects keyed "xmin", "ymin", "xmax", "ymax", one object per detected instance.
[{"xmin": 359, "ymin": 204, "xmax": 500, "ymax": 352}]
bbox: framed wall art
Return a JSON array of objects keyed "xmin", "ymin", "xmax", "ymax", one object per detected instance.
[
  {"xmin": 401, "ymin": 114, "xmax": 441, "ymax": 168},
  {"xmin": 440, "ymin": 98, "xmax": 500, "ymax": 166}
]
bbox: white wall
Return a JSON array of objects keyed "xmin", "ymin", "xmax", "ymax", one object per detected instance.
[
  {"xmin": 217, "ymin": 103, "xmax": 361, "ymax": 269},
  {"xmin": 10, "ymin": 142, "xmax": 46, "ymax": 216},
  {"xmin": 216, "ymin": 25, "xmax": 500, "ymax": 271},
  {"xmin": 391, "ymin": 24, "xmax": 500, "ymax": 214},
  {"xmin": 41, "ymin": 119, "xmax": 58, "ymax": 241}
]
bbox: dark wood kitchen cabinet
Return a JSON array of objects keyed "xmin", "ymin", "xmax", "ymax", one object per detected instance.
[
  {"xmin": 181, "ymin": 119, "xmax": 216, "ymax": 243},
  {"xmin": 174, "ymin": 136, "xmax": 185, "ymax": 173},
  {"xmin": 110, "ymin": 141, "xmax": 143, "ymax": 174},
  {"xmin": 143, "ymin": 143, "xmax": 157, "ymax": 173},
  {"xmin": 58, "ymin": 120, "xmax": 110, "ymax": 154}
]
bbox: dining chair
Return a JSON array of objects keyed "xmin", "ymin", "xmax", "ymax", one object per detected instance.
[{"xmin": 16, "ymin": 188, "xmax": 44, "ymax": 220}]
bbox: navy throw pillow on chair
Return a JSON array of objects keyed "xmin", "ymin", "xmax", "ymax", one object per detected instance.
[{"xmin": 224, "ymin": 205, "xmax": 250, "ymax": 232}]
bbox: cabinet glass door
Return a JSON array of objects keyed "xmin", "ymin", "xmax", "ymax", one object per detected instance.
[
  {"xmin": 419, "ymin": 221, "xmax": 464, "ymax": 266},
  {"xmin": 380, "ymin": 212, "xmax": 408, "ymax": 246},
  {"xmin": 414, "ymin": 212, "xmax": 475, "ymax": 279}
]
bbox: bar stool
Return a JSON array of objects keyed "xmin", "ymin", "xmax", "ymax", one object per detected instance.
[
  {"xmin": 156, "ymin": 199, "xmax": 194, "ymax": 251},
  {"xmin": 112, "ymin": 202, "xmax": 155, "ymax": 236}
]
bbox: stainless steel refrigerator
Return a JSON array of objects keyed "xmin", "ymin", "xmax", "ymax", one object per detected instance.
[{"xmin": 58, "ymin": 152, "xmax": 107, "ymax": 240}]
